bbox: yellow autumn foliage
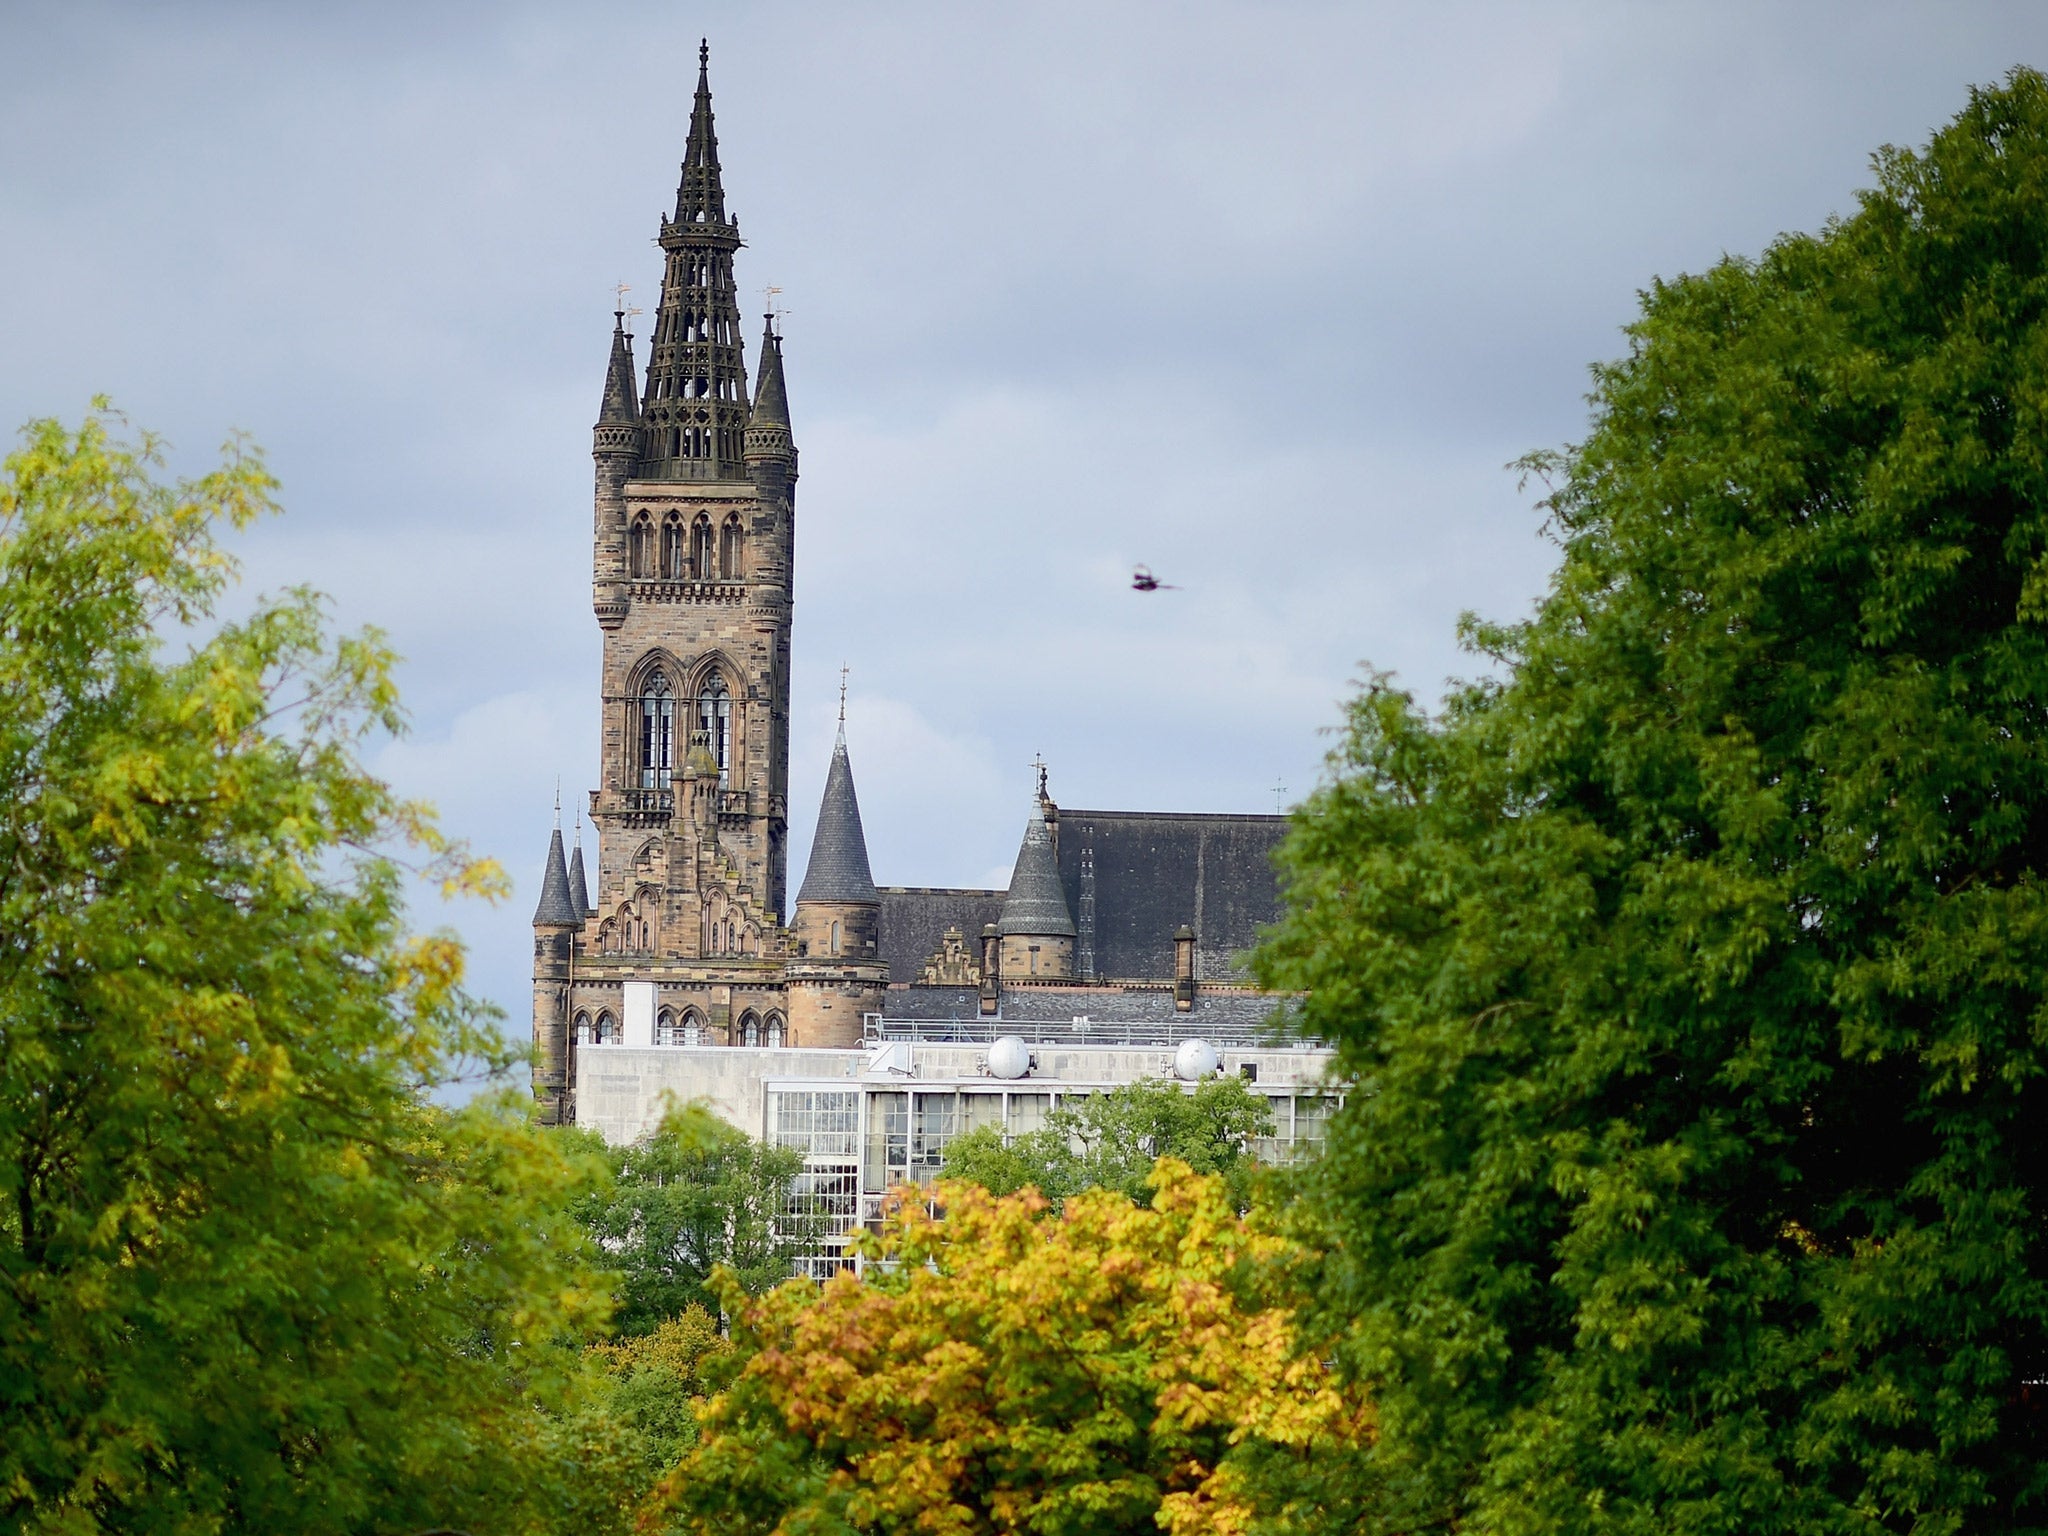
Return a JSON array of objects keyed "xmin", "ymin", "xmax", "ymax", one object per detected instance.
[{"xmin": 650, "ymin": 1159, "xmax": 1368, "ymax": 1536}]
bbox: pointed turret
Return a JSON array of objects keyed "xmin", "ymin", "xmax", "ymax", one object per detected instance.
[
  {"xmin": 641, "ymin": 40, "xmax": 751, "ymax": 481},
  {"xmin": 745, "ymin": 313, "xmax": 796, "ymax": 496},
  {"xmin": 797, "ymin": 737, "xmax": 878, "ymax": 904},
  {"xmin": 567, "ymin": 818, "xmax": 592, "ymax": 919},
  {"xmin": 599, "ymin": 312, "xmax": 640, "ymax": 425},
  {"xmin": 788, "ymin": 724, "xmax": 889, "ymax": 1045},
  {"xmin": 533, "ymin": 827, "xmax": 580, "ymax": 927},
  {"xmin": 995, "ymin": 806, "xmax": 1077, "ymax": 981},
  {"xmin": 752, "ymin": 316, "xmax": 789, "ymax": 428}
]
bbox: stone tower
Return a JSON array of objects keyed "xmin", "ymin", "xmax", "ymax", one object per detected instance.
[
  {"xmin": 534, "ymin": 43, "xmax": 799, "ymax": 1121},
  {"xmin": 589, "ymin": 41, "xmax": 794, "ymax": 921}
]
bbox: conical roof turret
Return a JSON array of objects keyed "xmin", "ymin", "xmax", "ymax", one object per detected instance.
[
  {"xmin": 751, "ymin": 315, "xmax": 789, "ymax": 427},
  {"xmin": 796, "ymin": 736, "xmax": 879, "ymax": 905},
  {"xmin": 533, "ymin": 827, "xmax": 580, "ymax": 927},
  {"xmin": 598, "ymin": 311, "xmax": 639, "ymax": 425},
  {"xmin": 567, "ymin": 822, "xmax": 592, "ymax": 919},
  {"xmin": 998, "ymin": 808, "xmax": 1076, "ymax": 937}
]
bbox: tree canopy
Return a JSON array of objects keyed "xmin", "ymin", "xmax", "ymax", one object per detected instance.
[
  {"xmin": 0, "ymin": 410, "xmax": 612, "ymax": 1533},
  {"xmin": 656, "ymin": 1161, "xmax": 1365, "ymax": 1536},
  {"xmin": 568, "ymin": 1101, "xmax": 812, "ymax": 1334},
  {"xmin": 939, "ymin": 1075, "xmax": 1275, "ymax": 1210},
  {"xmin": 1258, "ymin": 71, "xmax": 2048, "ymax": 1533}
]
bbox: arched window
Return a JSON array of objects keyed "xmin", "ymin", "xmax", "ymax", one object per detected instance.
[
  {"xmin": 739, "ymin": 1011, "xmax": 759, "ymax": 1048},
  {"xmin": 657, "ymin": 1007, "xmax": 677, "ymax": 1045},
  {"xmin": 574, "ymin": 1011, "xmax": 592, "ymax": 1045},
  {"xmin": 661, "ymin": 517, "xmax": 685, "ymax": 579},
  {"xmin": 630, "ymin": 516, "xmax": 654, "ymax": 578},
  {"xmin": 639, "ymin": 673, "xmax": 674, "ymax": 789},
  {"xmin": 720, "ymin": 514, "xmax": 743, "ymax": 579},
  {"xmin": 830, "ymin": 919, "xmax": 841, "ymax": 957},
  {"xmin": 696, "ymin": 675, "xmax": 731, "ymax": 785},
  {"xmin": 595, "ymin": 1011, "xmax": 620, "ymax": 1046},
  {"xmin": 765, "ymin": 1013, "xmax": 785, "ymax": 1049},
  {"xmin": 692, "ymin": 515, "xmax": 715, "ymax": 577},
  {"xmin": 682, "ymin": 1008, "xmax": 705, "ymax": 1048}
]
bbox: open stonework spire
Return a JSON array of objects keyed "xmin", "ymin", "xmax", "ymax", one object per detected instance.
[
  {"xmin": 797, "ymin": 738, "xmax": 879, "ymax": 905},
  {"xmin": 641, "ymin": 41, "xmax": 750, "ymax": 481}
]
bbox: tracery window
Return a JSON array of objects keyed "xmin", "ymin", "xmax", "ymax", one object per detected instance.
[
  {"xmin": 639, "ymin": 673, "xmax": 675, "ymax": 789},
  {"xmin": 657, "ymin": 1007, "xmax": 678, "ymax": 1045},
  {"xmin": 720, "ymin": 514, "xmax": 744, "ymax": 579},
  {"xmin": 661, "ymin": 517, "xmax": 685, "ymax": 579},
  {"xmin": 594, "ymin": 1011, "xmax": 620, "ymax": 1046},
  {"xmin": 574, "ymin": 1011, "xmax": 592, "ymax": 1045},
  {"xmin": 740, "ymin": 1012, "xmax": 760, "ymax": 1048},
  {"xmin": 691, "ymin": 515, "xmax": 715, "ymax": 577},
  {"xmin": 681, "ymin": 1008, "xmax": 705, "ymax": 1048},
  {"xmin": 630, "ymin": 516, "xmax": 654, "ymax": 578},
  {"xmin": 696, "ymin": 675, "xmax": 731, "ymax": 785},
  {"xmin": 765, "ymin": 1013, "xmax": 785, "ymax": 1049}
]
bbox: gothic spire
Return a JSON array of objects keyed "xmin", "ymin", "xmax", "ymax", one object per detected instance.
[
  {"xmin": 598, "ymin": 311, "xmax": 639, "ymax": 424},
  {"xmin": 641, "ymin": 40, "xmax": 750, "ymax": 481},
  {"xmin": 533, "ymin": 826, "xmax": 580, "ymax": 927},
  {"xmin": 796, "ymin": 737, "xmax": 879, "ymax": 905},
  {"xmin": 998, "ymin": 807, "xmax": 1076, "ymax": 938}
]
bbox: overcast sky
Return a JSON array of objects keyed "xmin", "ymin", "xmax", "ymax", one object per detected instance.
[{"xmin": 5, "ymin": 1, "xmax": 2044, "ymax": 1071}]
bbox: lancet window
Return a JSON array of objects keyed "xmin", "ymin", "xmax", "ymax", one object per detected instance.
[
  {"xmin": 697, "ymin": 674, "xmax": 731, "ymax": 784},
  {"xmin": 661, "ymin": 517, "xmax": 685, "ymax": 579},
  {"xmin": 639, "ymin": 673, "xmax": 675, "ymax": 789},
  {"xmin": 720, "ymin": 514, "xmax": 744, "ymax": 579},
  {"xmin": 765, "ymin": 1013, "xmax": 785, "ymax": 1049},
  {"xmin": 691, "ymin": 515, "xmax": 715, "ymax": 578},
  {"xmin": 630, "ymin": 516, "xmax": 654, "ymax": 578},
  {"xmin": 740, "ymin": 1012, "xmax": 760, "ymax": 1048}
]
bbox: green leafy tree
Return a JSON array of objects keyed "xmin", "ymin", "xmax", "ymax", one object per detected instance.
[
  {"xmin": 1259, "ymin": 74, "xmax": 2048, "ymax": 1534},
  {"xmin": 569, "ymin": 1101, "xmax": 811, "ymax": 1334},
  {"xmin": 0, "ymin": 409, "xmax": 613, "ymax": 1533},
  {"xmin": 941, "ymin": 1075, "xmax": 1274, "ymax": 1208}
]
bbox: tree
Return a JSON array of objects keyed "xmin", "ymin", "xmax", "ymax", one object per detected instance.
[
  {"xmin": 569, "ymin": 1101, "xmax": 811, "ymax": 1334},
  {"xmin": 1258, "ymin": 73, "xmax": 2048, "ymax": 1534},
  {"xmin": 0, "ymin": 409, "xmax": 612, "ymax": 1532},
  {"xmin": 653, "ymin": 1161, "xmax": 1367, "ymax": 1536},
  {"xmin": 940, "ymin": 1075, "xmax": 1276, "ymax": 1209}
]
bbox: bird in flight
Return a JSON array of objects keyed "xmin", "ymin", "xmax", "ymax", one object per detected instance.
[{"xmin": 1131, "ymin": 564, "xmax": 1181, "ymax": 592}]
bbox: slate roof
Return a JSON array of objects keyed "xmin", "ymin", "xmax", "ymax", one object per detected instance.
[
  {"xmin": 532, "ymin": 827, "xmax": 580, "ymax": 926},
  {"xmin": 796, "ymin": 739, "xmax": 879, "ymax": 904},
  {"xmin": 1055, "ymin": 810, "xmax": 1287, "ymax": 981},
  {"xmin": 877, "ymin": 886, "xmax": 1005, "ymax": 981},
  {"xmin": 998, "ymin": 810, "xmax": 1077, "ymax": 937}
]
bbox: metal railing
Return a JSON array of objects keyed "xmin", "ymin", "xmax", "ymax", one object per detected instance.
[{"xmin": 860, "ymin": 1011, "xmax": 1320, "ymax": 1051}]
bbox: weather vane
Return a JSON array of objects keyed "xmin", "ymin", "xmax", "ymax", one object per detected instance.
[
  {"xmin": 613, "ymin": 281, "xmax": 642, "ymax": 331},
  {"xmin": 837, "ymin": 664, "xmax": 850, "ymax": 731},
  {"xmin": 1032, "ymin": 753, "xmax": 1048, "ymax": 800},
  {"xmin": 763, "ymin": 285, "xmax": 789, "ymax": 333},
  {"xmin": 1272, "ymin": 776, "xmax": 1287, "ymax": 813}
]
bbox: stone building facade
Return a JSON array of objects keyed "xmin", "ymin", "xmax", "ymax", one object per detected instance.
[{"xmin": 530, "ymin": 49, "xmax": 1299, "ymax": 1129}]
